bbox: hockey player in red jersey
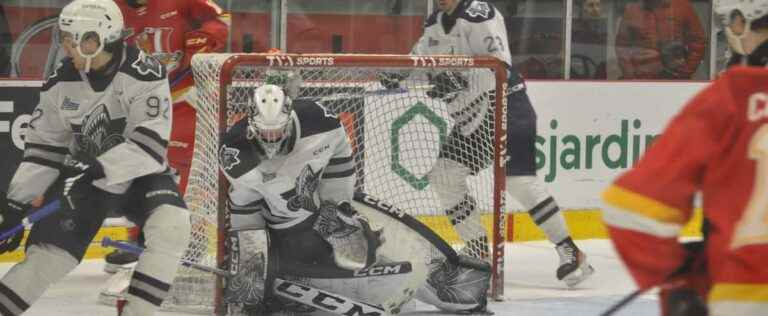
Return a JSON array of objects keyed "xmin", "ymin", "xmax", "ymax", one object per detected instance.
[
  {"xmin": 117, "ymin": 0, "xmax": 228, "ymax": 199},
  {"xmin": 602, "ymin": 1, "xmax": 768, "ymax": 315},
  {"xmin": 102, "ymin": 0, "xmax": 229, "ymax": 272}
]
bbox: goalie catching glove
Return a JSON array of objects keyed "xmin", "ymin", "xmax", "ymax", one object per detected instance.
[
  {"xmin": 0, "ymin": 192, "xmax": 30, "ymax": 254},
  {"xmin": 427, "ymin": 71, "xmax": 469, "ymax": 103},
  {"xmin": 313, "ymin": 200, "xmax": 384, "ymax": 271}
]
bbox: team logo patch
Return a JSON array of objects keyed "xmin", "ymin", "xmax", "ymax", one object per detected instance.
[
  {"xmin": 61, "ymin": 96, "xmax": 79, "ymax": 110},
  {"xmin": 72, "ymin": 104, "xmax": 126, "ymax": 156},
  {"xmin": 220, "ymin": 145, "xmax": 241, "ymax": 170},
  {"xmin": 466, "ymin": 2, "xmax": 491, "ymax": 18}
]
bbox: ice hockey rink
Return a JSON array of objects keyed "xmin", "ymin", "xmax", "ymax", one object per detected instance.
[{"xmin": 0, "ymin": 239, "xmax": 659, "ymax": 316}]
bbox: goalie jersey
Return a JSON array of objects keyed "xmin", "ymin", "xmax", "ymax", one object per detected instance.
[
  {"xmin": 220, "ymin": 99, "xmax": 355, "ymax": 230},
  {"xmin": 412, "ymin": 0, "xmax": 508, "ymax": 135},
  {"xmin": 8, "ymin": 45, "xmax": 172, "ymax": 203},
  {"xmin": 602, "ymin": 67, "xmax": 768, "ymax": 315}
]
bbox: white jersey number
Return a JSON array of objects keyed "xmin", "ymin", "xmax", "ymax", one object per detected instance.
[{"xmin": 732, "ymin": 125, "xmax": 768, "ymax": 249}]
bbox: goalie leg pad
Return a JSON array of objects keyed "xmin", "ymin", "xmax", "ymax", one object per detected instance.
[
  {"xmin": 123, "ymin": 204, "xmax": 190, "ymax": 315},
  {"xmin": 415, "ymin": 255, "xmax": 491, "ymax": 313},
  {"xmin": 224, "ymin": 229, "xmax": 269, "ymax": 306},
  {"xmin": 428, "ymin": 158, "xmax": 471, "ymax": 211},
  {"xmin": 0, "ymin": 244, "xmax": 79, "ymax": 315},
  {"xmin": 429, "ymin": 159, "xmax": 488, "ymax": 257}
]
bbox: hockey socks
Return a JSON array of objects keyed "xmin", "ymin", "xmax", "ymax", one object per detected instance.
[{"xmin": 0, "ymin": 282, "xmax": 29, "ymax": 316}]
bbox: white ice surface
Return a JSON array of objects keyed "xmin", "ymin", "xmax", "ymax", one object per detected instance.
[{"xmin": 0, "ymin": 239, "xmax": 659, "ymax": 316}]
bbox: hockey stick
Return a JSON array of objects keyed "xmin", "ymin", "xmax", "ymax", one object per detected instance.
[
  {"xmin": 101, "ymin": 237, "xmax": 229, "ymax": 276},
  {"xmin": 101, "ymin": 237, "xmax": 390, "ymax": 316},
  {"xmin": 0, "ymin": 199, "xmax": 62, "ymax": 241}
]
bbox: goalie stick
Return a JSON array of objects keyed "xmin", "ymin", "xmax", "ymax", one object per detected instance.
[
  {"xmin": 0, "ymin": 199, "xmax": 61, "ymax": 241},
  {"xmin": 101, "ymin": 237, "xmax": 390, "ymax": 316}
]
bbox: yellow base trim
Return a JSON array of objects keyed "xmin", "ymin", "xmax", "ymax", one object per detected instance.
[
  {"xmin": 603, "ymin": 185, "xmax": 687, "ymax": 224},
  {"xmin": 0, "ymin": 208, "xmax": 704, "ymax": 263},
  {"xmin": 0, "ymin": 227, "xmax": 128, "ymax": 263},
  {"xmin": 710, "ymin": 283, "xmax": 768, "ymax": 302}
]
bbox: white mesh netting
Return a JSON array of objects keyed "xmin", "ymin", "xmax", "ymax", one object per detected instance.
[{"xmin": 166, "ymin": 53, "xmax": 508, "ymax": 312}]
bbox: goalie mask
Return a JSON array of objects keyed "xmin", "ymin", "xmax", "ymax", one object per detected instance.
[
  {"xmin": 248, "ymin": 84, "xmax": 293, "ymax": 159},
  {"xmin": 715, "ymin": 0, "xmax": 768, "ymax": 55},
  {"xmin": 58, "ymin": 0, "xmax": 125, "ymax": 72}
]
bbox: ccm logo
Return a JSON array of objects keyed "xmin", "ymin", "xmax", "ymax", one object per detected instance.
[
  {"xmin": 353, "ymin": 262, "xmax": 412, "ymax": 277},
  {"xmin": 361, "ymin": 194, "xmax": 406, "ymax": 218},
  {"xmin": 274, "ymin": 279, "xmax": 384, "ymax": 316}
]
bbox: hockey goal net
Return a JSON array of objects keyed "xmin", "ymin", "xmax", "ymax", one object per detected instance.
[{"xmin": 169, "ymin": 53, "xmax": 508, "ymax": 313}]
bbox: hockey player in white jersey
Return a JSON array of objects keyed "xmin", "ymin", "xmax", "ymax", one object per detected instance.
[
  {"xmin": 221, "ymin": 83, "xmax": 491, "ymax": 315},
  {"xmin": 0, "ymin": 1, "xmax": 191, "ymax": 315},
  {"xmin": 381, "ymin": 0, "xmax": 594, "ymax": 287}
]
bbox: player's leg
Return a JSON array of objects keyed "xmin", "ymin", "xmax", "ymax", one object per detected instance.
[
  {"xmin": 505, "ymin": 78, "xmax": 594, "ymax": 287},
  {"xmin": 105, "ymin": 101, "xmax": 195, "ymax": 274},
  {"xmin": 0, "ymin": 187, "xmax": 112, "ymax": 314},
  {"xmin": 428, "ymin": 117, "xmax": 493, "ymax": 259},
  {"xmin": 118, "ymin": 174, "xmax": 191, "ymax": 315}
]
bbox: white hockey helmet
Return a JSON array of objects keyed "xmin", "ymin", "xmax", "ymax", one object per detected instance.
[
  {"xmin": 248, "ymin": 84, "xmax": 294, "ymax": 158},
  {"xmin": 58, "ymin": 0, "xmax": 124, "ymax": 69},
  {"xmin": 715, "ymin": 0, "xmax": 768, "ymax": 54}
]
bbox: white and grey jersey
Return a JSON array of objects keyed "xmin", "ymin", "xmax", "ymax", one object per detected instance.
[
  {"xmin": 8, "ymin": 45, "xmax": 172, "ymax": 203},
  {"xmin": 221, "ymin": 99, "xmax": 355, "ymax": 230},
  {"xmin": 412, "ymin": 0, "xmax": 508, "ymax": 135}
]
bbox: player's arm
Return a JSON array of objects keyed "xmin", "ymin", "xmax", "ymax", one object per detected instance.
[
  {"xmin": 601, "ymin": 79, "xmax": 731, "ymax": 289},
  {"xmin": 98, "ymin": 57, "xmax": 172, "ymax": 185},
  {"xmin": 7, "ymin": 81, "xmax": 70, "ymax": 203},
  {"xmin": 318, "ymin": 126, "xmax": 355, "ymax": 204},
  {"xmin": 185, "ymin": 0, "xmax": 230, "ymax": 55}
]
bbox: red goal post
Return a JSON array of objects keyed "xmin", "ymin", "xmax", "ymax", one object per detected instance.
[{"xmin": 182, "ymin": 53, "xmax": 509, "ymax": 313}]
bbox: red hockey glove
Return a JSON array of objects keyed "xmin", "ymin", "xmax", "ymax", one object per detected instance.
[{"xmin": 185, "ymin": 30, "xmax": 223, "ymax": 56}]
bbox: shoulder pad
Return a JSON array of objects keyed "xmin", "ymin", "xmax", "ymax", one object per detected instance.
[
  {"xmin": 293, "ymin": 99, "xmax": 341, "ymax": 138},
  {"xmin": 424, "ymin": 10, "xmax": 439, "ymax": 27},
  {"xmin": 120, "ymin": 45, "xmax": 167, "ymax": 82},
  {"xmin": 457, "ymin": 0, "xmax": 496, "ymax": 23},
  {"xmin": 41, "ymin": 59, "xmax": 81, "ymax": 91},
  {"xmin": 220, "ymin": 119, "xmax": 261, "ymax": 179}
]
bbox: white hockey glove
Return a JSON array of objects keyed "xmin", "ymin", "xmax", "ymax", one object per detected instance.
[
  {"xmin": 427, "ymin": 71, "xmax": 469, "ymax": 103},
  {"xmin": 313, "ymin": 201, "xmax": 383, "ymax": 271}
]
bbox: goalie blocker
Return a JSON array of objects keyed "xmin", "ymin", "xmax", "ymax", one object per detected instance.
[{"xmin": 224, "ymin": 192, "xmax": 492, "ymax": 315}]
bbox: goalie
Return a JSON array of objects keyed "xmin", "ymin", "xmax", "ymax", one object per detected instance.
[{"xmin": 220, "ymin": 83, "xmax": 491, "ymax": 314}]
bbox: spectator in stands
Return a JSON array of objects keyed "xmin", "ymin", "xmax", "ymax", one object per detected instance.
[
  {"xmin": 571, "ymin": 0, "xmax": 607, "ymax": 79},
  {"xmin": 0, "ymin": 4, "xmax": 11, "ymax": 76},
  {"xmin": 615, "ymin": 0, "xmax": 705, "ymax": 79}
]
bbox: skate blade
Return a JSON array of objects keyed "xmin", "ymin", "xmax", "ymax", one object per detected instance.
[{"xmin": 563, "ymin": 262, "xmax": 595, "ymax": 288}]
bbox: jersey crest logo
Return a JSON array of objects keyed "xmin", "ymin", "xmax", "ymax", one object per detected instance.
[
  {"xmin": 133, "ymin": 27, "xmax": 182, "ymax": 72},
  {"xmin": 72, "ymin": 104, "xmax": 126, "ymax": 156},
  {"xmin": 287, "ymin": 166, "xmax": 320, "ymax": 212},
  {"xmin": 132, "ymin": 50, "xmax": 165, "ymax": 78},
  {"xmin": 61, "ymin": 97, "xmax": 80, "ymax": 111},
  {"xmin": 220, "ymin": 145, "xmax": 242, "ymax": 171},
  {"xmin": 466, "ymin": 2, "xmax": 491, "ymax": 18}
]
